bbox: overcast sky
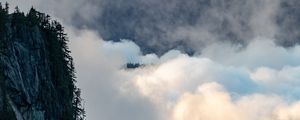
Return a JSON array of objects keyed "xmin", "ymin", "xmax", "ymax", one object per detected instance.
[{"xmin": 3, "ymin": 0, "xmax": 300, "ymax": 120}]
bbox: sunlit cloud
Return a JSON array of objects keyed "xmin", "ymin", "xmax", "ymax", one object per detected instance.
[{"xmin": 67, "ymin": 27, "xmax": 300, "ymax": 119}]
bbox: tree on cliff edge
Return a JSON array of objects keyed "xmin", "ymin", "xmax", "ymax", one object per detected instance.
[{"xmin": 0, "ymin": 3, "xmax": 85, "ymax": 120}]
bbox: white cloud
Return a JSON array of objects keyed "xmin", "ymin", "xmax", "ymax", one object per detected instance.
[
  {"xmin": 121, "ymin": 37, "xmax": 300, "ymax": 120},
  {"xmin": 102, "ymin": 39, "xmax": 159, "ymax": 64},
  {"xmin": 66, "ymin": 28, "xmax": 300, "ymax": 119},
  {"xmin": 68, "ymin": 28, "xmax": 163, "ymax": 120},
  {"xmin": 275, "ymin": 101, "xmax": 300, "ymax": 120},
  {"xmin": 131, "ymin": 55, "xmax": 256, "ymax": 102},
  {"xmin": 201, "ymin": 37, "xmax": 300, "ymax": 69},
  {"xmin": 171, "ymin": 82, "xmax": 300, "ymax": 120},
  {"xmin": 251, "ymin": 66, "xmax": 300, "ymax": 83}
]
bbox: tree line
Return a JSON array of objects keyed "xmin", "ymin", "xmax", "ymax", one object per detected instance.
[{"xmin": 0, "ymin": 2, "xmax": 85, "ymax": 120}]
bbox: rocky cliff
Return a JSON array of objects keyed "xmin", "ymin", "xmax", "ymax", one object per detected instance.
[{"xmin": 0, "ymin": 4, "xmax": 84, "ymax": 120}]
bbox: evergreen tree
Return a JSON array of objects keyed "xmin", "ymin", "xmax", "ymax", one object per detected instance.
[
  {"xmin": 0, "ymin": 2, "xmax": 16, "ymax": 119},
  {"xmin": 4, "ymin": 2, "xmax": 8, "ymax": 13},
  {"xmin": 0, "ymin": 4, "xmax": 85, "ymax": 120}
]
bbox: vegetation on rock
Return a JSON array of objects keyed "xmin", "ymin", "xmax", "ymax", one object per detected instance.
[{"xmin": 0, "ymin": 3, "xmax": 85, "ymax": 120}]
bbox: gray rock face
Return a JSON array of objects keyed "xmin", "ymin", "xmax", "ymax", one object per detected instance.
[
  {"xmin": 0, "ymin": 8, "xmax": 84, "ymax": 120},
  {"xmin": 1, "ymin": 24, "xmax": 56, "ymax": 120}
]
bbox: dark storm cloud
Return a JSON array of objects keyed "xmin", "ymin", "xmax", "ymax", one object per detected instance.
[
  {"xmin": 275, "ymin": 0, "xmax": 300, "ymax": 46},
  {"xmin": 5, "ymin": 0, "xmax": 300, "ymax": 55}
]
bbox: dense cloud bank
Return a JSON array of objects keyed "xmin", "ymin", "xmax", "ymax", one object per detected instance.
[{"xmin": 68, "ymin": 28, "xmax": 300, "ymax": 120}]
